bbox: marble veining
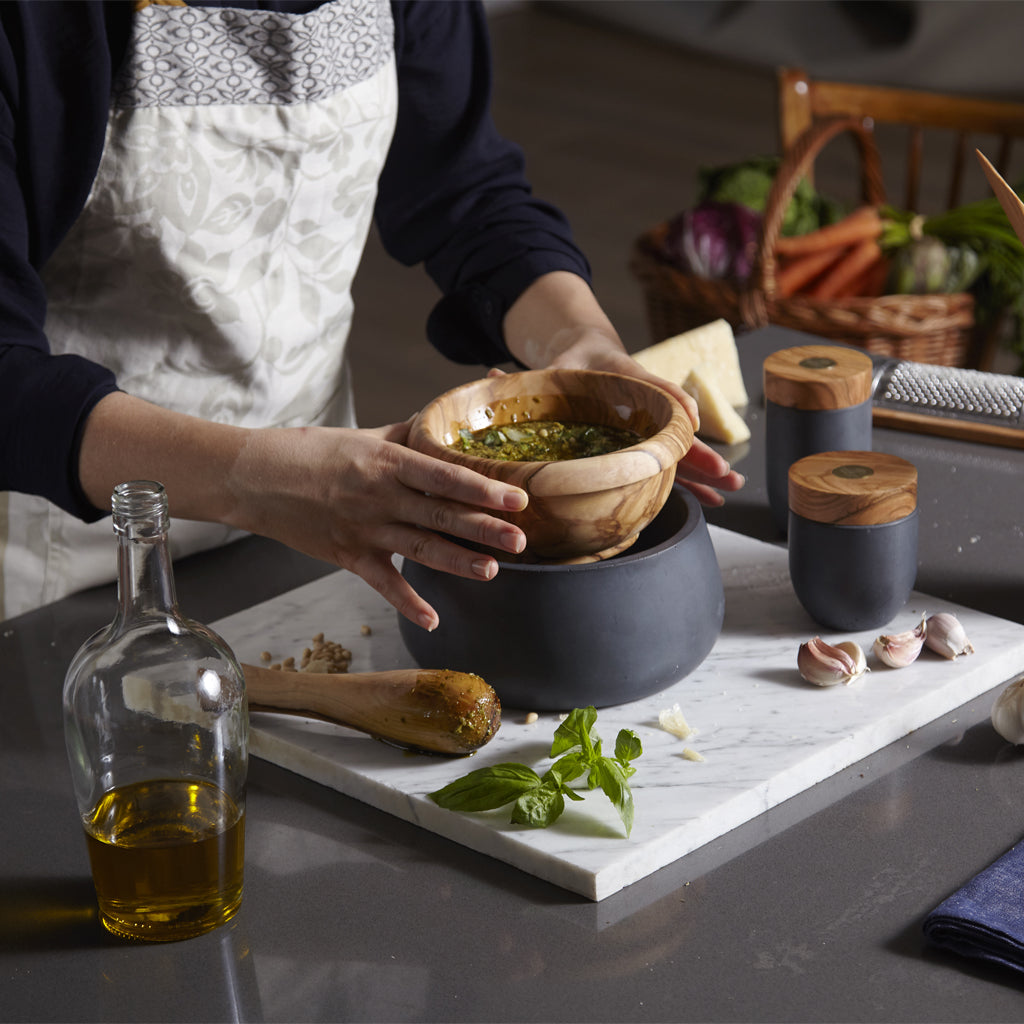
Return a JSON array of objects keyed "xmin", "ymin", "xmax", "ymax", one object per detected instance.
[{"xmin": 213, "ymin": 526, "xmax": 1024, "ymax": 901}]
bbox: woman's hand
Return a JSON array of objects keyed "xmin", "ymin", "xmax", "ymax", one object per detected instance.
[
  {"xmin": 78, "ymin": 392, "xmax": 528, "ymax": 631},
  {"xmin": 224, "ymin": 419, "xmax": 528, "ymax": 626},
  {"xmin": 224, "ymin": 421, "xmax": 529, "ymax": 631},
  {"xmin": 502, "ymin": 271, "xmax": 746, "ymax": 506},
  {"xmin": 539, "ymin": 335, "xmax": 745, "ymax": 505}
]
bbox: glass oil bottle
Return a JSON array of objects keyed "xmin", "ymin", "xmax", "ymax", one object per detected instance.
[{"xmin": 63, "ymin": 481, "xmax": 248, "ymax": 941}]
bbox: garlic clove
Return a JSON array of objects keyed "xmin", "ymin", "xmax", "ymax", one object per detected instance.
[
  {"xmin": 798, "ymin": 637, "xmax": 868, "ymax": 687},
  {"xmin": 924, "ymin": 612, "xmax": 975, "ymax": 660},
  {"xmin": 992, "ymin": 678, "xmax": 1024, "ymax": 744},
  {"xmin": 873, "ymin": 614, "xmax": 926, "ymax": 668},
  {"xmin": 835, "ymin": 640, "xmax": 868, "ymax": 680}
]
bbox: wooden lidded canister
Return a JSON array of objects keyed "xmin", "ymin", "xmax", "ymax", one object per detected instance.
[
  {"xmin": 763, "ymin": 344, "xmax": 874, "ymax": 534},
  {"xmin": 787, "ymin": 450, "xmax": 918, "ymax": 631}
]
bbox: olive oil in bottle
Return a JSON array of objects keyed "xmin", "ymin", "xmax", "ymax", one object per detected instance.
[
  {"xmin": 64, "ymin": 481, "xmax": 248, "ymax": 942},
  {"xmin": 84, "ymin": 779, "xmax": 245, "ymax": 941}
]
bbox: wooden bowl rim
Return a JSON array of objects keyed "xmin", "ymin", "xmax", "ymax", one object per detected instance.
[{"xmin": 407, "ymin": 368, "xmax": 694, "ymax": 495}]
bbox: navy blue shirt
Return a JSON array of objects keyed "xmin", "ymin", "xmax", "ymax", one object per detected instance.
[{"xmin": 0, "ymin": 0, "xmax": 590, "ymax": 520}]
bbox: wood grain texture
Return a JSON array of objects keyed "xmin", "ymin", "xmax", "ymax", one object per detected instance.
[
  {"xmin": 407, "ymin": 368, "xmax": 693, "ymax": 561},
  {"xmin": 779, "ymin": 67, "xmax": 1024, "ymax": 211},
  {"xmin": 977, "ymin": 148, "xmax": 1024, "ymax": 248},
  {"xmin": 243, "ymin": 663, "xmax": 501, "ymax": 755},
  {"xmin": 872, "ymin": 405, "xmax": 1024, "ymax": 449},
  {"xmin": 788, "ymin": 449, "xmax": 917, "ymax": 525},
  {"xmin": 763, "ymin": 344, "xmax": 874, "ymax": 410}
]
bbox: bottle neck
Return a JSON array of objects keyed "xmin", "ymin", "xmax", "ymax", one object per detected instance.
[{"xmin": 111, "ymin": 481, "xmax": 179, "ymax": 621}]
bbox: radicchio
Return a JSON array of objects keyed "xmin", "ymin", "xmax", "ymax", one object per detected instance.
[{"xmin": 662, "ymin": 200, "xmax": 762, "ymax": 282}]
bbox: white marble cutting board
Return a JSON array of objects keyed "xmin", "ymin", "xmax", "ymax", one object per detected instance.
[{"xmin": 213, "ymin": 526, "xmax": 1024, "ymax": 902}]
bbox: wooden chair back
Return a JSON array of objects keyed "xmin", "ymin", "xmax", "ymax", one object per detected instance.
[{"xmin": 778, "ymin": 67, "xmax": 1024, "ymax": 213}]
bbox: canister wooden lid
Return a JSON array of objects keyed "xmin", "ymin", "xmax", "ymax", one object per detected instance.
[
  {"xmin": 763, "ymin": 344, "xmax": 873, "ymax": 410},
  {"xmin": 788, "ymin": 450, "xmax": 917, "ymax": 525}
]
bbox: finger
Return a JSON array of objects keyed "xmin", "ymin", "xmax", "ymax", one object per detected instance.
[
  {"xmin": 676, "ymin": 479, "xmax": 727, "ymax": 507},
  {"xmin": 397, "ymin": 524, "xmax": 508, "ymax": 583},
  {"xmin": 675, "ymin": 388, "xmax": 699, "ymax": 426},
  {"xmin": 361, "ymin": 516, "xmax": 513, "ymax": 583},
  {"xmin": 676, "ymin": 461, "xmax": 746, "ymax": 492},
  {"xmin": 400, "ymin": 493, "xmax": 526, "ymax": 555},
  {"xmin": 678, "ymin": 438, "xmax": 743, "ymax": 484},
  {"xmin": 345, "ymin": 525, "xmax": 507, "ymax": 631},
  {"xmin": 394, "ymin": 447, "xmax": 528, "ymax": 513},
  {"xmin": 347, "ymin": 549, "xmax": 442, "ymax": 632}
]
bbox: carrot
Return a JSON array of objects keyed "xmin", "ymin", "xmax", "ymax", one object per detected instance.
[
  {"xmin": 775, "ymin": 244, "xmax": 850, "ymax": 298},
  {"xmin": 839, "ymin": 254, "xmax": 889, "ymax": 299},
  {"xmin": 863, "ymin": 255, "xmax": 890, "ymax": 296},
  {"xmin": 774, "ymin": 205, "xmax": 883, "ymax": 257},
  {"xmin": 807, "ymin": 237, "xmax": 884, "ymax": 300},
  {"xmin": 829, "ymin": 255, "xmax": 886, "ymax": 299}
]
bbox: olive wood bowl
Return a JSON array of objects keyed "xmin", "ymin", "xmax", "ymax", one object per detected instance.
[{"xmin": 406, "ymin": 368, "xmax": 694, "ymax": 562}]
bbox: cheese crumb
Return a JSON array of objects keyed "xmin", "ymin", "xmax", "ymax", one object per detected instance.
[
  {"xmin": 682, "ymin": 747, "xmax": 705, "ymax": 762},
  {"xmin": 524, "ymin": 712, "xmax": 539, "ymax": 725},
  {"xmin": 658, "ymin": 703, "xmax": 695, "ymax": 739}
]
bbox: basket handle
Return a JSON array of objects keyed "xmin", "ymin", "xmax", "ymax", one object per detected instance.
[{"xmin": 740, "ymin": 115, "xmax": 887, "ymax": 326}]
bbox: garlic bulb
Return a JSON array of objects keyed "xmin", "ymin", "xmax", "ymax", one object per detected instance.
[
  {"xmin": 873, "ymin": 615, "xmax": 926, "ymax": 668},
  {"xmin": 924, "ymin": 612, "xmax": 975, "ymax": 660},
  {"xmin": 798, "ymin": 637, "xmax": 867, "ymax": 687},
  {"xmin": 991, "ymin": 679, "xmax": 1024, "ymax": 744}
]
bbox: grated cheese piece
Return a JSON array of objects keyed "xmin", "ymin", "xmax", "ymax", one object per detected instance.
[
  {"xmin": 658, "ymin": 703, "xmax": 695, "ymax": 740},
  {"xmin": 681, "ymin": 747, "xmax": 705, "ymax": 762}
]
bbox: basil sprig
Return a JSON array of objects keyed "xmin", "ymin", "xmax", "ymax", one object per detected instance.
[{"xmin": 428, "ymin": 707, "xmax": 643, "ymax": 837}]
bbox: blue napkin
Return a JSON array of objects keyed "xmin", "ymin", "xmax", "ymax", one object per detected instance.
[{"xmin": 923, "ymin": 839, "xmax": 1024, "ymax": 975}]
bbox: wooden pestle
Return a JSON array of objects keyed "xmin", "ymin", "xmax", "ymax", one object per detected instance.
[{"xmin": 242, "ymin": 662, "xmax": 501, "ymax": 755}]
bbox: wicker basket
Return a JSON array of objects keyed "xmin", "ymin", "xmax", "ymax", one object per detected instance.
[{"xmin": 630, "ymin": 115, "xmax": 976, "ymax": 367}]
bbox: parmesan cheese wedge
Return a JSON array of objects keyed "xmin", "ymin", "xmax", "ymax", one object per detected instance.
[
  {"xmin": 632, "ymin": 319, "xmax": 749, "ymax": 408},
  {"xmin": 682, "ymin": 365, "xmax": 751, "ymax": 445}
]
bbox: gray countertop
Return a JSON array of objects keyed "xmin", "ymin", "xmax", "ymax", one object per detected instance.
[{"xmin": 4, "ymin": 326, "xmax": 1024, "ymax": 1022}]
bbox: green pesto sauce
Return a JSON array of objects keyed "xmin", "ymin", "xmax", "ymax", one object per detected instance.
[{"xmin": 452, "ymin": 420, "xmax": 641, "ymax": 462}]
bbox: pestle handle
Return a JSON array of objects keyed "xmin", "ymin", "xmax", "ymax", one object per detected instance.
[{"xmin": 242, "ymin": 663, "xmax": 501, "ymax": 755}]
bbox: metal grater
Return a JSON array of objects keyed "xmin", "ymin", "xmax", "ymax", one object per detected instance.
[{"xmin": 870, "ymin": 357, "xmax": 1024, "ymax": 447}]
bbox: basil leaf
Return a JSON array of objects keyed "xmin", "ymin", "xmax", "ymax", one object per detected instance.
[
  {"xmin": 429, "ymin": 707, "xmax": 643, "ymax": 835},
  {"xmin": 511, "ymin": 779, "xmax": 565, "ymax": 829},
  {"xmin": 549, "ymin": 750, "xmax": 587, "ymax": 785},
  {"xmin": 615, "ymin": 728, "xmax": 643, "ymax": 766},
  {"xmin": 551, "ymin": 706, "xmax": 598, "ymax": 758},
  {"xmin": 591, "ymin": 757, "xmax": 635, "ymax": 837},
  {"xmin": 429, "ymin": 763, "xmax": 542, "ymax": 812}
]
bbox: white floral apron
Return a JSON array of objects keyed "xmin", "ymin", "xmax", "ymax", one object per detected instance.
[{"xmin": 0, "ymin": 0, "xmax": 397, "ymax": 620}]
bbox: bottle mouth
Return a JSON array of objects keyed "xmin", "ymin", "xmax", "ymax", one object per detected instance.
[{"xmin": 111, "ymin": 480, "xmax": 170, "ymax": 534}]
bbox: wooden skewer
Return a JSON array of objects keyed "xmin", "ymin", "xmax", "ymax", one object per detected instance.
[{"xmin": 976, "ymin": 148, "xmax": 1024, "ymax": 248}]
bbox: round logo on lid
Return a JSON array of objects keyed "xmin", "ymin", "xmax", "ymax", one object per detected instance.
[
  {"xmin": 832, "ymin": 464, "xmax": 874, "ymax": 479},
  {"xmin": 798, "ymin": 356, "xmax": 838, "ymax": 370}
]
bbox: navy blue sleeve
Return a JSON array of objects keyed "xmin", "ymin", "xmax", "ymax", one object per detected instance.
[
  {"xmin": 0, "ymin": 1, "xmax": 127, "ymax": 521},
  {"xmin": 378, "ymin": 0, "xmax": 592, "ymax": 366}
]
